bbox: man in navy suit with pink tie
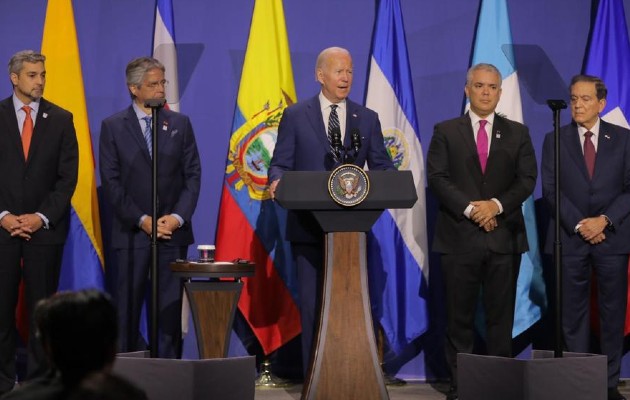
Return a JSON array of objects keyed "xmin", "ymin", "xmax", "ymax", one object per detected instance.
[
  {"xmin": 542, "ymin": 75, "xmax": 630, "ymax": 400},
  {"xmin": 268, "ymin": 47, "xmax": 394, "ymax": 375}
]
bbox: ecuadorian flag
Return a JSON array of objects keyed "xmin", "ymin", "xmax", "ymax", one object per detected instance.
[
  {"xmin": 215, "ymin": 0, "xmax": 300, "ymax": 355},
  {"xmin": 42, "ymin": 0, "xmax": 104, "ymax": 290}
]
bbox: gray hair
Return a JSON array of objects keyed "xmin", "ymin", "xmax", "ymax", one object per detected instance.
[
  {"xmin": 466, "ymin": 63, "xmax": 502, "ymax": 87},
  {"xmin": 125, "ymin": 57, "xmax": 165, "ymax": 99},
  {"xmin": 315, "ymin": 47, "xmax": 351, "ymax": 76},
  {"xmin": 8, "ymin": 50, "xmax": 46, "ymax": 75}
]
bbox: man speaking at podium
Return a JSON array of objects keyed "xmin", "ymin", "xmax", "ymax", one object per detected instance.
[{"xmin": 268, "ymin": 46, "xmax": 394, "ymax": 375}]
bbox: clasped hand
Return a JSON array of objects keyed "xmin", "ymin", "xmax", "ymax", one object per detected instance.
[
  {"xmin": 470, "ymin": 200, "xmax": 499, "ymax": 232},
  {"xmin": 141, "ymin": 215, "xmax": 179, "ymax": 240},
  {"xmin": 577, "ymin": 216, "xmax": 607, "ymax": 245},
  {"xmin": 0, "ymin": 213, "xmax": 44, "ymax": 240}
]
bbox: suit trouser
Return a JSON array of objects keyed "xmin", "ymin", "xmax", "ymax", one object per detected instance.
[
  {"xmin": 441, "ymin": 250, "xmax": 520, "ymax": 387},
  {"xmin": 562, "ymin": 253, "xmax": 628, "ymax": 389},
  {"xmin": 0, "ymin": 242, "xmax": 63, "ymax": 394},
  {"xmin": 113, "ymin": 245, "xmax": 186, "ymax": 359},
  {"xmin": 291, "ymin": 242, "xmax": 323, "ymax": 378}
]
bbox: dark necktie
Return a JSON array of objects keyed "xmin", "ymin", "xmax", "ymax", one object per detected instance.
[
  {"xmin": 477, "ymin": 119, "xmax": 489, "ymax": 173},
  {"xmin": 22, "ymin": 105, "xmax": 33, "ymax": 160},
  {"xmin": 327, "ymin": 104, "xmax": 340, "ymax": 161},
  {"xmin": 583, "ymin": 131, "xmax": 596, "ymax": 179},
  {"xmin": 142, "ymin": 116, "xmax": 153, "ymax": 158}
]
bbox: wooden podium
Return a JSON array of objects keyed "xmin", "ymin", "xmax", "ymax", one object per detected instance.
[
  {"xmin": 170, "ymin": 261, "xmax": 254, "ymax": 359},
  {"xmin": 275, "ymin": 170, "xmax": 416, "ymax": 400}
]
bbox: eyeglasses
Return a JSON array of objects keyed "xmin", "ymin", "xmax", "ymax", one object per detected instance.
[{"xmin": 144, "ymin": 79, "xmax": 169, "ymax": 89}]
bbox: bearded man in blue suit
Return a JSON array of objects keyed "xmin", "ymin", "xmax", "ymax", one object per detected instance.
[
  {"xmin": 268, "ymin": 47, "xmax": 394, "ymax": 375},
  {"xmin": 99, "ymin": 57, "xmax": 201, "ymax": 359},
  {"xmin": 542, "ymin": 75, "xmax": 630, "ymax": 400}
]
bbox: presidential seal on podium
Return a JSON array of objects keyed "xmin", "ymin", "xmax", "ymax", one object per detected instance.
[{"xmin": 328, "ymin": 164, "xmax": 370, "ymax": 207}]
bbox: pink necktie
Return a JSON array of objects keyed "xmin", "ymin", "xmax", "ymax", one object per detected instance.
[
  {"xmin": 477, "ymin": 120, "xmax": 488, "ymax": 173},
  {"xmin": 583, "ymin": 131, "xmax": 596, "ymax": 179}
]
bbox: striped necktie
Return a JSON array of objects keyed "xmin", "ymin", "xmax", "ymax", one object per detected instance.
[{"xmin": 142, "ymin": 116, "xmax": 153, "ymax": 158}]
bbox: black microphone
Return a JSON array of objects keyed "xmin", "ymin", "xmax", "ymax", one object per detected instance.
[
  {"xmin": 331, "ymin": 127, "xmax": 343, "ymax": 160},
  {"xmin": 350, "ymin": 128, "xmax": 361, "ymax": 154}
]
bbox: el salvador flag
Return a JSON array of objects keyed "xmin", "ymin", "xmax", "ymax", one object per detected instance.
[
  {"xmin": 469, "ymin": 0, "xmax": 546, "ymax": 337},
  {"xmin": 366, "ymin": 0, "xmax": 429, "ymax": 356}
]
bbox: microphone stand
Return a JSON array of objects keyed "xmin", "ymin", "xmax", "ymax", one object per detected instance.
[
  {"xmin": 145, "ymin": 98, "xmax": 166, "ymax": 358},
  {"xmin": 546, "ymin": 99, "xmax": 567, "ymax": 358}
]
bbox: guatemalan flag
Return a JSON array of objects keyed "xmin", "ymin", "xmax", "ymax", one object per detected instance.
[
  {"xmin": 583, "ymin": 0, "xmax": 630, "ymax": 334},
  {"xmin": 469, "ymin": 0, "xmax": 546, "ymax": 337},
  {"xmin": 366, "ymin": 0, "xmax": 429, "ymax": 356},
  {"xmin": 153, "ymin": 0, "xmax": 180, "ymax": 112}
]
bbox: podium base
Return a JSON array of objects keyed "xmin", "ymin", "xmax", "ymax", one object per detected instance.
[
  {"xmin": 115, "ymin": 352, "xmax": 255, "ymax": 400},
  {"xmin": 458, "ymin": 350, "xmax": 607, "ymax": 400}
]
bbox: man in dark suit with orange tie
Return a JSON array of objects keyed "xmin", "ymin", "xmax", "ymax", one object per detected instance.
[
  {"xmin": 542, "ymin": 75, "xmax": 630, "ymax": 400},
  {"xmin": 0, "ymin": 50, "xmax": 78, "ymax": 395},
  {"xmin": 427, "ymin": 63, "xmax": 537, "ymax": 400},
  {"xmin": 99, "ymin": 57, "xmax": 201, "ymax": 359}
]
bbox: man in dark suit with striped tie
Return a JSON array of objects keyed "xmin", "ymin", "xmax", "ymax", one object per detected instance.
[
  {"xmin": 268, "ymin": 47, "xmax": 394, "ymax": 375},
  {"xmin": 99, "ymin": 57, "xmax": 201, "ymax": 359}
]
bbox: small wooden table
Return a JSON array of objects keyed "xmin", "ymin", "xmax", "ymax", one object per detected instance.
[{"xmin": 170, "ymin": 261, "xmax": 255, "ymax": 359}]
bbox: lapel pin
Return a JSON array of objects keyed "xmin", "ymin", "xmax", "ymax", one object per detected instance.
[
  {"xmin": 352, "ymin": 113, "xmax": 358, "ymax": 118},
  {"xmin": 162, "ymin": 120, "xmax": 168, "ymax": 131},
  {"xmin": 42, "ymin": 113, "xmax": 48, "ymax": 119},
  {"xmin": 495, "ymin": 130, "xmax": 501, "ymax": 139},
  {"xmin": 604, "ymin": 134, "xmax": 611, "ymax": 139}
]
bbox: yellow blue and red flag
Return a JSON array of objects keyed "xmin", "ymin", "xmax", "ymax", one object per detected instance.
[{"xmin": 215, "ymin": 0, "xmax": 300, "ymax": 355}]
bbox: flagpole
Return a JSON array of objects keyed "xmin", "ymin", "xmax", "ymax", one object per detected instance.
[{"xmin": 546, "ymin": 99, "xmax": 567, "ymax": 358}]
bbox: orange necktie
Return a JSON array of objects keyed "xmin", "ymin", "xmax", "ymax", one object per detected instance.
[{"xmin": 21, "ymin": 105, "xmax": 33, "ymax": 160}]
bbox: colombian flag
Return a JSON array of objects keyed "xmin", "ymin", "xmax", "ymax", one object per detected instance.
[
  {"xmin": 42, "ymin": 0, "xmax": 105, "ymax": 291},
  {"xmin": 215, "ymin": 0, "xmax": 300, "ymax": 355}
]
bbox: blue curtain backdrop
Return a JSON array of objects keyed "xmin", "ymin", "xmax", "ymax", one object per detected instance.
[{"xmin": 2, "ymin": 0, "xmax": 630, "ymax": 380}]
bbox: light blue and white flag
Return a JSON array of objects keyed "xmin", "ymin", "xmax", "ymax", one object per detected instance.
[
  {"xmin": 469, "ymin": 0, "xmax": 546, "ymax": 337},
  {"xmin": 153, "ymin": 0, "xmax": 180, "ymax": 111},
  {"xmin": 366, "ymin": 0, "xmax": 429, "ymax": 355}
]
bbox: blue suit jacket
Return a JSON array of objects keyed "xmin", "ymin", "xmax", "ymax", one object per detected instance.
[
  {"xmin": 542, "ymin": 120, "xmax": 630, "ymax": 255},
  {"xmin": 268, "ymin": 95, "xmax": 394, "ymax": 242},
  {"xmin": 99, "ymin": 106, "xmax": 201, "ymax": 249}
]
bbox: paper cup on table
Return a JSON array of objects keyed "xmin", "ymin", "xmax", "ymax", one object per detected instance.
[{"xmin": 197, "ymin": 244, "xmax": 215, "ymax": 262}]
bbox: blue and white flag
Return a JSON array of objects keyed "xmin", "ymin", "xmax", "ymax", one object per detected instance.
[
  {"xmin": 584, "ymin": 0, "xmax": 630, "ymax": 335},
  {"xmin": 469, "ymin": 0, "xmax": 546, "ymax": 337},
  {"xmin": 584, "ymin": 0, "xmax": 630, "ymax": 128},
  {"xmin": 366, "ymin": 0, "xmax": 429, "ymax": 355},
  {"xmin": 153, "ymin": 0, "xmax": 180, "ymax": 111}
]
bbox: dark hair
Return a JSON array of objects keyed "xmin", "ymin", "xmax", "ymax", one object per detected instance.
[
  {"xmin": 67, "ymin": 372, "xmax": 148, "ymax": 400},
  {"xmin": 35, "ymin": 289, "xmax": 118, "ymax": 386},
  {"xmin": 570, "ymin": 74, "xmax": 608, "ymax": 100}
]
